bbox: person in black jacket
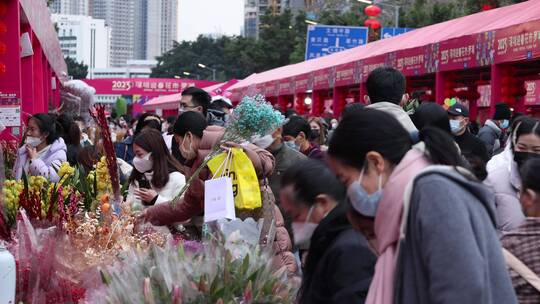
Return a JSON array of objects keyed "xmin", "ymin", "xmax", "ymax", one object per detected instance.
[
  {"xmin": 280, "ymin": 159, "xmax": 376, "ymax": 304},
  {"xmin": 448, "ymin": 104, "xmax": 490, "ymax": 180}
]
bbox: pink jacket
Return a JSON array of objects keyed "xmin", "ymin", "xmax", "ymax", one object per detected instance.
[
  {"xmin": 13, "ymin": 138, "xmax": 67, "ymax": 182},
  {"xmin": 366, "ymin": 148, "xmax": 431, "ymax": 304}
]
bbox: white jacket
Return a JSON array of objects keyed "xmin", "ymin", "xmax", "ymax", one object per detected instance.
[
  {"xmin": 486, "ymin": 143, "xmax": 513, "ymax": 173},
  {"xmin": 127, "ymin": 171, "xmax": 186, "ymax": 210},
  {"xmin": 366, "ymin": 102, "xmax": 418, "ymax": 133}
]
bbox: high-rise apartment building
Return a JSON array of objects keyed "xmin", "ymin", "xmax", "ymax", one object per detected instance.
[
  {"xmin": 244, "ymin": 0, "xmax": 287, "ymax": 39},
  {"xmin": 52, "ymin": 14, "xmax": 111, "ymax": 69},
  {"xmin": 90, "ymin": 0, "xmax": 137, "ymax": 67},
  {"xmin": 90, "ymin": 0, "xmax": 177, "ymax": 66},
  {"xmin": 49, "ymin": 0, "xmax": 90, "ymax": 15}
]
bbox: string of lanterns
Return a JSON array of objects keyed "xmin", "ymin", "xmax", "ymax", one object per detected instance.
[{"xmin": 364, "ymin": 4, "xmax": 382, "ymax": 30}]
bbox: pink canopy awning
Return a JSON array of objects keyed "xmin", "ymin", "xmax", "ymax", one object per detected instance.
[
  {"xmin": 142, "ymin": 79, "xmax": 240, "ymax": 111},
  {"xmin": 229, "ymin": 0, "xmax": 540, "ymax": 94}
]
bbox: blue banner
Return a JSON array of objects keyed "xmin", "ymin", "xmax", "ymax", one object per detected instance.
[
  {"xmin": 381, "ymin": 27, "xmax": 415, "ymax": 39},
  {"xmin": 305, "ymin": 25, "xmax": 369, "ymax": 61}
]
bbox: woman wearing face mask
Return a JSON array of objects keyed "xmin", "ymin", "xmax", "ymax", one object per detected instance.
[
  {"xmin": 282, "ymin": 116, "xmax": 324, "ymax": 160},
  {"xmin": 308, "ymin": 117, "xmax": 327, "ymax": 147},
  {"xmin": 280, "ymin": 159, "xmax": 375, "ymax": 304},
  {"xmin": 485, "ymin": 116, "xmax": 540, "ymax": 232},
  {"xmin": 126, "ymin": 129, "xmax": 185, "ymax": 209},
  {"xmin": 139, "ymin": 111, "xmax": 297, "ymax": 274},
  {"xmin": 327, "ymin": 109, "xmax": 517, "ymax": 304},
  {"xmin": 13, "ymin": 114, "xmax": 67, "ymax": 183}
]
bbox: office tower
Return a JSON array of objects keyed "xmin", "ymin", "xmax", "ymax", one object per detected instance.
[
  {"xmin": 49, "ymin": 0, "xmax": 90, "ymax": 15},
  {"xmin": 91, "ymin": 0, "xmax": 137, "ymax": 67},
  {"xmin": 52, "ymin": 14, "xmax": 111, "ymax": 69}
]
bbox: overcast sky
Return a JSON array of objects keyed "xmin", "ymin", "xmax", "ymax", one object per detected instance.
[{"xmin": 178, "ymin": 0, "xmax": 244, "ymax": 42}]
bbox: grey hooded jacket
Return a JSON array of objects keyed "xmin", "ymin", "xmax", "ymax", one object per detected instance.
[
  {"xmin": 478, "ymin": 120, "xmax": 502, "ymax": 157},
  {"xmin": 395, "ymin": 167, "xmax": 517, "ymax": 304}
]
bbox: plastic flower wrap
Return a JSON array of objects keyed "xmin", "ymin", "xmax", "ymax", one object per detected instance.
[
  {"xmin": 6, "ymin": 205, "xmax": 170, "ymax": 303},
  {"xmin": 86, "ymin": 224, "xmax": 297, "ymax": 303}
]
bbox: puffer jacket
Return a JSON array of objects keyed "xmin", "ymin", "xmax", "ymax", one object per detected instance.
[
  {"xmin": 13, "ymin": 138, "xmax": 67, "ymax": 182},
  {"xmin": 366, "ymin": 102, "xmax": 418, "ymax": 133},
  {"xmin": 144, "ymin": 126, "xmax": 297, "ymax": 274},
  {"xmin": 484, "ymin": 154, "xmax": 525, "ymax": 232},
  {"xmin": 478, "ymin": 120, "xmax": 502, "ymax": 157}
]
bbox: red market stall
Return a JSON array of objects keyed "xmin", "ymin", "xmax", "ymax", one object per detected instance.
[
  {"xmin": 229, "ymin": 0, "xmax": 540, "ymax": 120},
  {"xmin": 0, "ymin": 0, "xmax": 68, "ymax": 139},
  {"xmin": 141, "ymin": 79, "xmax": 239, "ymax": 116}
]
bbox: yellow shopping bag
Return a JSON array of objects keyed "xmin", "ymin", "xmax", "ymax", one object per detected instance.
[{"xmin": 207, "ymin": 147, "xmax": 262, "ymax": 210}]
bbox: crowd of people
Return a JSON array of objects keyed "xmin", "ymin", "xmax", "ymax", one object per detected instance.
[{"xmin": 10, "ymin": 67, "xmax": 540, "ymax": 303}]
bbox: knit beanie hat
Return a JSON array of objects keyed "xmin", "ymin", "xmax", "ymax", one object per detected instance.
[{"xmin": 493, "ymin": 103, "xmax": 511, "ymax": 120}]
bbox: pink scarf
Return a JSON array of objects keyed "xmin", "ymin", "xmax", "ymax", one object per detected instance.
[{"xmin": 365, "ymin": 149, "xmax": 431, "ymax": 304}]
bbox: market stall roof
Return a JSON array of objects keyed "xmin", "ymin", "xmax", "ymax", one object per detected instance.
[
  {"xmin": 229, "ymin": 0, "xmax": 540, "ymax": 93},
  {"xmin": 19, "ymin": 0, "xmax": 68, "ymax": 81},
  {"xmin": 143, "ymin": 79, "xmax": 240, "ymax": 111}
]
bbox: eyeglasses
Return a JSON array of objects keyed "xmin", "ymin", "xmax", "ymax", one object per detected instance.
[{"xmin": 180, "ymin": 103, "xmax": 198, "ymax": 110}]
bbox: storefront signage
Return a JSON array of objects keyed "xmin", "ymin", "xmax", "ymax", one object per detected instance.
[
  {"xmin": 0, "ymin": 105, "xmax": 21, "ymax": 127},
  {"xmin": 83, "ymin": 78, "xmax": 218, "ymax": 96},
  {"xmin": 524, "ymin": 80, "xmax": 540, "ymax": 106}
]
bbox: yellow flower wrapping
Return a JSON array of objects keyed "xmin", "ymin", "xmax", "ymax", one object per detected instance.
[{"xmin": 207, "ymin": 148, "xmax": 262, "ymax": 210}]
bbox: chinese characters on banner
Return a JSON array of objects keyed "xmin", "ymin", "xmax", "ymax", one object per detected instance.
[
  {"xmin": 496, "ymin": 21, "xmax": 540, "ymax": 63},
  {"xmin": 525, "ymin": 80, "xmax": 540, "ymax": 106},
  {"xmin": 83, "ymin": 78, "xmax": 218, "ymax": 96}
]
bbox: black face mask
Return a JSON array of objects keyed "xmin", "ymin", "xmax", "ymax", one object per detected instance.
[
  {"xmin": 514, "ymin": 151, "xmax": 540, "ymax": 168},
  {"xmin": 310, "ymin": 129, "xmax": 320, "ymax": 140}
]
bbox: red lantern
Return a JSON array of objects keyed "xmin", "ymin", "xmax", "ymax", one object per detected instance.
[
  {"xmin": 365, "ymin": 19, "xmax": 381, "ymax": 30},
  {"xmin": 0, "ymin": 42, "xmax": 5, "ymax": 55},
  {"xmin": 364, "ymin": 5, "xmax": 382, "ymax": 17},
  {"xmin": 0, "ymin": 62, "xmax": 5, "ymax": 75}
]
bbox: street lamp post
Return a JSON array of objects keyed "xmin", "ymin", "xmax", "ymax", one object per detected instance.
[
  {"xmin": 197, "ymin": 63, "xmax": 217, "ymax": 81},
  {"xmin": 182, "ymin": 71, "xmax": 200, "ymax": 80},
  {"xmin": 358, "ymin": 0, "xmax": 400, "ymax": 28}
]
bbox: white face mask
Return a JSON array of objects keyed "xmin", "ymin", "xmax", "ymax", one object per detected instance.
[
  {"xmin": 133, "ymin": 152, "xmax": 153, "ymax": 173},
  {"xmin": 252, "ymin": 134, "xmax": 274, "ymax": 150},
  {"xmin": 25, "ymin": 136, "xmax": 43, "ymax": 147},
  {"xmin": 292, "ymin": 205, "xmax": 318, "ymax": 250}
]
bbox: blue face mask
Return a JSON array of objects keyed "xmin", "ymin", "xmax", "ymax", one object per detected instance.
[
  {"xmin": 347, "ymin": 169, "xmax": 383, "ymax": 217},
  {"xmin": 449, "ymin": 119, "xmax": 463, "ymax": 135},
  {"xmin": 500, "ymin": 119, "xmax": 509, "ymax": 129},
  {"xmin": 285, "ymin": 140, "xmax": 299, "ymax": 151}
]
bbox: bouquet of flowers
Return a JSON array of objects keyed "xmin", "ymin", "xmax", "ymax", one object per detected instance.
[
  {"xmin": 1, "ymin": 139, "xmax": 18, "ymax": 180},
  {"xmin": 171, "ymin": 95, "xmax": 284, "ymax": 207},
  {"xmin": 86, "ymin": 221, "xmax": 298, "ymax": 303},
  {"xmin": 2, "ymin": 170, "xmax": 81, "ymax": 230},
  {"xmin": 7, "ymin": 205, "xmax": 170, "ymax": 303}
]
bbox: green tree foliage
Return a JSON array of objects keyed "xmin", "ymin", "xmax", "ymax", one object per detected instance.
[
  {"xmin": 151, "ymin": 0, "xmax": 527, "ymax": 80},
  {"xmin": 115, "ymin": 97, "xmax": 127, "ymax": 117},
  {"xmin": 65, "ymin": 56, "xmax": 88, "ymax": 79}
]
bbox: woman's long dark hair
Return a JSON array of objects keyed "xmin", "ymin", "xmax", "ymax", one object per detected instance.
[
  {"xmin": 29, "ymin": 113, "xmax": 60, "ymax": 145},
  {"xmin": 56, "ymin": 114, "xmax": 82, "ymax": 165},
  {"xmin": 328, "ymin": 108, "xmax": 463, "ymax": 171},
  {"xmin": 511, "ymin": 116, "xmax": 540, "ymax": 151},
  {"xmin": 128, "ymin": 129, "xmax": 183, "ymax": 189}
]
